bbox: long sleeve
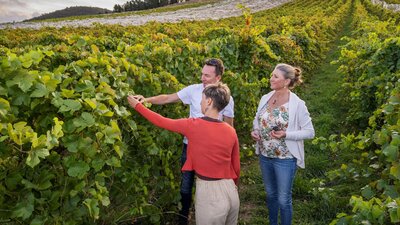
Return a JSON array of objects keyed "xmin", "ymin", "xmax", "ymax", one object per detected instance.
[
  {"xmin": 285, "ymin": 101, "xmax": 315, "ymax": 141},
  {"xmin": 231, "ymin": 136, "xmax": 240, "ymax": 185},
  {"xmin": 134, "ymin": 103, "xmax": 190, "ymax": 135}
]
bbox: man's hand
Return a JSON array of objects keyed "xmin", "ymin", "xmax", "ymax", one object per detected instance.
[
  {"xmin": 144, "ymin": 93, "xmax": 180, "ymax": 105},
  {"xmin": 223, "ymin": 116, "xmax": 234, "ymax": 127},
  {"xmin": 127, "ymin": 95, "xmax": 141, "ymax": 108}
]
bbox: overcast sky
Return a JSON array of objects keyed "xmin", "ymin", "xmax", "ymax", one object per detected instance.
[{"xmin": 0, "ymin": 0, "xmax": 128, "ymax": 23}]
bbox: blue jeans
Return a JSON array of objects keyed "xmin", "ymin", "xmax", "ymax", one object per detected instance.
[
  {"xmin": 259, "ymin": 155, "xmax": 297, "ymax": 225},
  {"xmin": 180, "ymin": 143, "xmax": 195, "ymax": 194},
  {"xmin": 179, "ymin": 144, "xmax": 195, "ymax": 223}
]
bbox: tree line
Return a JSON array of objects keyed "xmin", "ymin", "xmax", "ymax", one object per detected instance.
[
  {"xmin": 113, "ymin": 0, "xmax": 189, "ymax": 12},
  {"xmin": 25, "ymin": 6, "xmax": 112, "ymax": 21}
]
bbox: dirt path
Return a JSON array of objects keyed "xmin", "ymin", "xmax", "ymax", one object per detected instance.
[{"xmin": 0, "ymin": 0, "xmax": 291, "ymax": 29}]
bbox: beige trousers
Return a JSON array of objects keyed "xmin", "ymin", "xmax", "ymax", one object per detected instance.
[{"xmin": 195, "ymin": 178, "xmax": 240, "ymax": 225}]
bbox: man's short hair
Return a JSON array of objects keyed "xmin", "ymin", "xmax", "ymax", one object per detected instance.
[
  {"xmin": 204, "ymin": 58, "xmax": 224, "ymax": 76},
  {"xmin": 203, "ymin": 82, "xmax": 230, "ymax": 112}
]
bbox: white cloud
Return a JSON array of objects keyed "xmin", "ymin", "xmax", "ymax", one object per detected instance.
[
  {"xmin": 0, "ymin": 0, "xmax": 32, "ymax": 23},
  {"xmin": 0, "ymin": 0, "xmax": 129, "ymax": 23}
]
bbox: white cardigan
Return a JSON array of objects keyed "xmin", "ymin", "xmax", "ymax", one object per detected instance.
[{"xmin": 253, "ymin": 91, "xmax": 315, "ymax": 168}]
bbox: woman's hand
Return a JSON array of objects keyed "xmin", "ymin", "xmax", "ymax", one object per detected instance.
[
  {"xmin": 132, "ymin": 95, "xmax": 146, "ymax": 103},
  {"xmin": 127, "ymin": 95, "xmax": 141, "ymax": 108},
  {"xmin": 251, "ymin": 130, "xmax": 261, "ymax": 141},
  {"xmin": 270, "ymin": 130, "xmax": 286, "ymax": 139}
]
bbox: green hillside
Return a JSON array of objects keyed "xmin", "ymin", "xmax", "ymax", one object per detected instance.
[{"xmin": 25, "ymin": 6, "xmax": 112, "ymax": 22}]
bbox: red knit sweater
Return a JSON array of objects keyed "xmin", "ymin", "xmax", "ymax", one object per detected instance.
[{"xmin": 134, "ymin": 103, "xmax": 240, "ymax": 184}]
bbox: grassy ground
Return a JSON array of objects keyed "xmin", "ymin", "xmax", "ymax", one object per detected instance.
[{"xmin": 237, "ymin": 4, "xmax": 356, "ymax": 225}]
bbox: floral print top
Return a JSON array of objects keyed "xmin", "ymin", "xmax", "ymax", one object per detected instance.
[{"xmin": 257, "ymin": 102, "xmax": 292, "ymax": 158}]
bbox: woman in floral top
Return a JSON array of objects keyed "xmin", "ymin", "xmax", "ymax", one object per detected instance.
[{"xmin": 251, "ymin": 63, "xmax": 315, "ymax": 225}]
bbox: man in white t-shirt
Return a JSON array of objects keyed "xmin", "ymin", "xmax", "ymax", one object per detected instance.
[{"xmin": 133, "ymin": 58, "xmax": 234, "ymax": 225}]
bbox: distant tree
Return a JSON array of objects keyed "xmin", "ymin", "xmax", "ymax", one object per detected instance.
[
  {"xmin": 114, "ymin": 4, "xmax": 124, "ymax": 12},
  {"xmin": 114, "ymin": 0, "xmax": 175, "ymax": 13}
]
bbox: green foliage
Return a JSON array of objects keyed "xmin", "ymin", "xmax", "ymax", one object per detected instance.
[
  {"xmin": 0, "ymin": 0, "xmax": 356, "ymax": 224},
  {"xmin": 319, "ymin": 0, "xmax": 400, "ymax": 224}
]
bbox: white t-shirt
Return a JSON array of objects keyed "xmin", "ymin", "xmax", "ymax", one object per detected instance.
[{"xmin": 177, "ymin": 83, "xmax": 235, "ymax": 143}]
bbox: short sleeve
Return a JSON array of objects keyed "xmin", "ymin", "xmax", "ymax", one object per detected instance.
[
  {"xmin": 222, "ymin": 96, "xmax": 234, "ymax": 118},
  {"xmin": 177, "ymin": 85, "xmax": 195, "ymax": 105}
]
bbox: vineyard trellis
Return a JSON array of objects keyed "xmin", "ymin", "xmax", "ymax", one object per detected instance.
[{"xmin": 0, "ymin": 0, "xmax": 399, "ymax": 224}]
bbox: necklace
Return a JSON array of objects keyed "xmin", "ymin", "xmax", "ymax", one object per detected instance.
[{"xmin": 271, "ymin": 91, "xmax": 289, "ymax": 106}]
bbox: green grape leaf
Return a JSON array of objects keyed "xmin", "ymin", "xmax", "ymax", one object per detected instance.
[
  {"xmin": 71, "ymin": 64, "xmax": 84, "ymax": 76},
  {"xmin": 389, "ymin": 207, "xmax": 400, "ymax": 223},
  {"xmin": 101, "ymin": 196, "xmax": 110, "ymax": 206},
  {"xmin": 147, "ymin": 143, "xmax": 159, "ymax": 155},
  {"xmin": 80, "ymin": 112, "xmax": 95, "ymax": 126},
  {"xmin": 83, "ymin": 198, "xmax": 99, "ymax": 219},
  {"xmin": 59, "ymin": 99, "xmax": 82, "ymax": 113},
  {"xmin": 75, "ymin": 80, "xmax": 94, "ymax": 92},
  {"xmin": 127, "ymin": 119, "xmax": 137, "ymax": 132},
  {"xmin": 52, "ymin": 117, "xmax": 64, "ymax": 137},
  {"xmin": 26, "ymin": 148, "xmax": 50, "ymax": 168},
  {"xmin": 43, "ymin": 76, "xmax": 60, "ymax": 92},
  {"xmin": 103, "ymin": 120, "xmax": 121, "ymax": 144},
  {"xmin": 390, "ymin": 164, "xmax": 400, "ymax": 180},
  {"xmin": 21, "ymin": 179, "xmax": 36, "ymax": 189},
  {"xmin": 0, "ymin": 97, "xmax": 10, "ymax": 118},
  {"xmin": 67, "ymin": 161, "xmax": 90, "ymax": 179},
  {"xmin": 78, "ymin": 137, "xmax": 96, "ymax": 157},
  {"xmin": 30, "ymin": 50, "xmax": 43, "ymax": 64},
  {"xmin": 106, "ymin": 156, "xmax": 121, "ymax": 167},
  {"xmin": 383, "ymin": 104, "xmax": 394, "ymax": 114},
  {"xmin": 371, "ymin": 205, "xmax": 384, "ymax": 220},
  {"xmin": 114, "ymin": 145, "xmax": 123, "ymax": 158},
  {"xmin": 91, "ymin": 158, "xmax": 105, "ymax": 172},
  {"xmin": 21, "ymin": 58, "xmax": 32, "ymax": 68},
  {"xmin": 114, "ymin": 105, "xmax": 131, "ymax": 117},
  {"xmin": 361, "ymin": 185, "xmax": 375, "ymax": 199},
  {"xmin": 0, "ymin": 135, "xmax": 9, "ymax": 142},
  {"xmin": 12, "ymin": 193, "xmax": 34, "ymax": 220},
  {"xmin": 7, "ymin": 72, "xmax": 35, "ymax": 92},
  {"xmin": 383, "ymin": 185, "xmax": 399, "ymax": 198},
  {"xmin": 5, "ymin": 172, "xmax": 23, "ymax": 190},
  {"xmin": 63, "ymin": 135, "xmax": 79, "ymax": 153},
  {"xmin": 61, "ymin": 89, "xmax": 76, "ymax": 98},
  {"xmin": 84, "ymin": 98, "xmax": 97, "ymax": 109},
  {"xmin": 73, "ymin": 112, "xmax": 95, "ymax": 132},
  {"xmin": 392, "ymin": 134, "xmax": 400, "ymax": 147},
  {"xmin": 43, "ymin": 50, "xmax": 54, "ymax": 57},
  {"xmin": 13, "ymin": 92, "xmax": 31, "ymax": 106},
  {"xmin": 91, "ymin": 44, "xmax": 100, "ymax": 54},
  {"xmin": 8, "ymin": 122, "xmax": 35, "ymax": 145},
  {"xmin": 389, "ymin": 93, "xmax": 400, "ymax": 105},
  {"xmin": 30, "ymin": 216, "xmax": 47, "ymax": 225},
  {"xmin": 383, "ymin": 145, "xmax": 398, "ymax": 162},
  {"xmin": 96, "ymin": 103, "xmax": 114, "ymax": 117},
  {"xmin": 30, "ymin": 83, "xmax": 49, "ymax": 98},
  {"xmin": 76, "ymin": 38, "xmax": 87, "ymax": 48}
]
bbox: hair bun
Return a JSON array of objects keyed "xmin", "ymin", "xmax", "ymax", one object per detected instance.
[
  {"xmin": 293, "ymin": 67, "xmax": 303, "ymax": 85},
  {"xmin": 294, "ymin": 67, "xmax": 302, "ymax": 77}
]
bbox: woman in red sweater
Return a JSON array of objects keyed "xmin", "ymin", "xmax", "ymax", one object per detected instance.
[{"xmin": 127, "ymin": 82, "xmax": 240, "ymax": 225}]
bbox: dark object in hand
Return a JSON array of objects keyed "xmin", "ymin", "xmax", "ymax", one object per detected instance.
[{"xmin": 272, "ymin": 126, "xmax": 280, "ymax": 131}]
